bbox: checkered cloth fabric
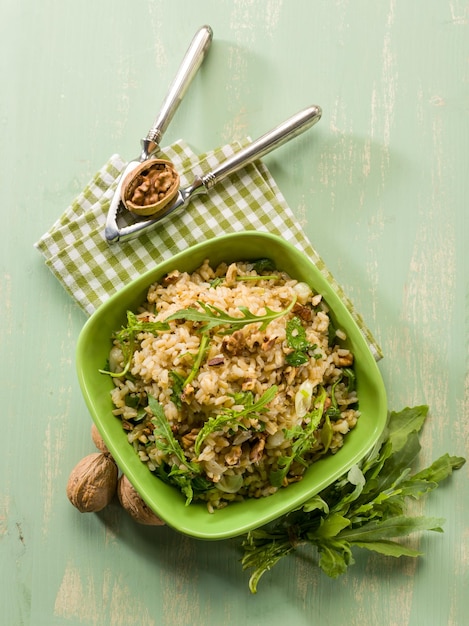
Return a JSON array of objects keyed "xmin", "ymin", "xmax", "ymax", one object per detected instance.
[{"xmin": 34, "ymin": 139, "xmax": 382, "ymax": 360}]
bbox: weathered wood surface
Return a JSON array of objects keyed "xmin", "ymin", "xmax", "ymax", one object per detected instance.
[{"xmin": 2, "ymin": 1, "xmax": 468, "ymax": 624}]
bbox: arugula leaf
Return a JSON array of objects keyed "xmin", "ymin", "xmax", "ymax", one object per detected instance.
[
  {"xmin": 313, "ymin": 513, "xmax": 351, "ymax": 538},
  {"xmin": 241, "ymin": 405, "xmax": 466, "ymax": 592},
  {"xmin": 285, "ymin": 317, "xmax": 319, "ymax": 366},
  {"xmin": 230, "ymin": 390, "xmax": 256, "ymax": 407},
  {"xmin": 252, "ymin": 258, "xmax": 276, "ymax": 273},
  {"xmin": 153, "ymin": 462, "xmax": 213, "ymax": 503},
  {"xmin": 342, "ymin": 368, "xmax": 356, "ymax": 393},
  {"xmin": 349, "ymin": 540, "xmax": 423, "ymax": 558},
  {"xmin": 286, "ymin": 316, "xmax": 311, "ymax": 352},
  {"xmin": 412, "ymin": 453, "xmax": 466, "ymax": 482},
  {"xmin": 164, "ymin": 298, "xmax": 297, "ymax": 335},
  {"xmin": 169, "ymin": 371, "xmax": 185, "ymax": 408},
  {"xmin": 148, "ymin": 395, "xmax": 203, "ymax": 504},
  {"xmin": 167, "ymin": 467, "xmax": 198, "ymax": 504},
  {"xmin": 380, "ymin": 405, "xmax": 429, "ymax": 455},
  {"xmin": 338, "ymin": 515, "xmax": 445, "ymax": 543},
  {"xmin": 320, "ymin": 413, "xmax": 334, "ymax": 453},
  {"xmin": 124, "ymin": 394, "xmax": 140, "ymax": 409},
  {"xmin": 209, "ymin": 263, "xmax": 278, "ymax": 288},
  {"xmin": 242, "ymin": 534, "xmax": 296, "ymax": 594},
  {"xmin": 317, "ymin": 541, "xmax": 354, "ymax": 578},
  {"xmin": 194, "ymin": 386, "xmax": 278, "ymax": 455},
  {"xmin": 148, "ymin": 396, "xmax": 199, "ymax": 471},
  {"xmin": 302, "ymin": 494, "xmax": 330, "ymax": 514},
  {"xmin": 209, "ymin": 277, "xmax": 223, "ymax": 288},
  {"xmin": 322, "ymin": 376, "xmax": 343, "ymax": 421}
]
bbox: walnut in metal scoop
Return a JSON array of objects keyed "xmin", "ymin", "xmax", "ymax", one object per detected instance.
[{"xmin": 121, "ymin": 159, "xmax": 180, "ymax": 217}]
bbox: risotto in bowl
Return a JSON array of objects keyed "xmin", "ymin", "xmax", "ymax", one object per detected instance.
[{"xmin": 76, "ymin": 232, "xmax": 387, "ymax": 539}]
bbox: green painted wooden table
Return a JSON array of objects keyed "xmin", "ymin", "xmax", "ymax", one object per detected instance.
[{"xmin": 2, "ymin": 1, "xmax": 468, "ymax": 624}]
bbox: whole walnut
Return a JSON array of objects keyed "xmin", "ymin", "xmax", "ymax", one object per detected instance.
[
  {"xmin": 90, "ymin": 423, "xmax": 110, "ymax": 455},
  {"xmin": 66, "ymin": 452, "xmax": 118, "ymax": 513},
  {"xmin": 117, "ymin": 474, "xmax": 165, "ymax": 525}
]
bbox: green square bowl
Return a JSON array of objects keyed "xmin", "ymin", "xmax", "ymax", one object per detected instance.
[{"xmin": 76, "ymin": 231, "xmax": 387, "ymax": 540}]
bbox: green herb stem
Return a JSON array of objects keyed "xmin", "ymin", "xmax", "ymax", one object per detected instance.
[
  {"xmin": 236, "ymin": 275, "xmax": 280, "ymax": 282},
  {"xmin": 183, "ymin": 332, "xmax": 210, "ymax": 388}
]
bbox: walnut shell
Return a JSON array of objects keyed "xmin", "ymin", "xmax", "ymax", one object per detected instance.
[
  {"xmin": 121, "ymin": 159, "xmax": 180, "ymax": 217},
  {"xmin": 117, "ymin": 474, "xmax": 165, "ymax": 526},
  {"xmin": 66, "ymin": 452, "xmax": 118, "ymax": 513}
]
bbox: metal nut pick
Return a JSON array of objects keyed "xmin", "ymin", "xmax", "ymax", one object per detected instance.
[{"xmin": 105, "ymin": 26, "xmax": 213, "ymax": 243}]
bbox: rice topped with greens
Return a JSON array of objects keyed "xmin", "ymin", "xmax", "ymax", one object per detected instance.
[{"xmin": 104, "ymin": 258, "xmax": 359, "ymax": 512}]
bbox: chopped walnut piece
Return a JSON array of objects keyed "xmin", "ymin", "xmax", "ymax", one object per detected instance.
[
  {"xmin": 224, "ymin": 445, "xmax": 243, "ymax": 466},
  {"xmin": 245, "ymin": 331, "xmax": 261, "ymax": 349},
  {"xmin": 207, "ymin": 356, "xmax": 225, "ymax": 366},
  {"xmin": 292, "ymin": 302, "xmax": 312, "ymax": 321},
  {"xmin": 241, "ymin": 378, "xmax": 257, "ymax": 392},
  {"xmin": 249, "ymin": 437, "xmax": 265, "ymax": 463},
  {"xmin": 286, "ymin": 475, "xmax": 303, "ymax": 484},
  {"xmin": 181, "ymin": 384, "xmax": 195, "ymax": 404},
  {"xmin": 181, "ymin": 428, "xmax": 200, "ymax": 450},
  {"xmin": 261, "ymin": 335, "xmax": 277, "ymax": 351},
  {"xmin": 334, "ymin": 351, "xmax": 354, "ymax": 367},
  {"xmin": 284, "ymin": 366, "xmax": 298, "ymax": 386},
  {"xmin": 163, "ymin": 270, "xmax": 181, "ymax": 285},
  {"xmin": 222, "ymin": 330, "xmax": 245, "ymax": 355}
]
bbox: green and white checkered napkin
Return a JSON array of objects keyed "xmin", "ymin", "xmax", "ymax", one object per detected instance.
[{"xmin": 34, "ymin": 139, "xmax": 382, "ymax": 360}]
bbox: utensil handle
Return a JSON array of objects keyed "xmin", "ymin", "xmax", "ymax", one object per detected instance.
[
  {"xmin": 202, "ymin": 105, "xmax": 322, "ymax": 189},
  {"xmin": 142, "ymin": 25, "xmax": 213, "ymax": 157}
]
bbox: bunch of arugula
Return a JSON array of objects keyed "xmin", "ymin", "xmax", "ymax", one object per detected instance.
[{"xmin": 241, "ymin": 405, "xmax": 465, "ymax": 593}]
